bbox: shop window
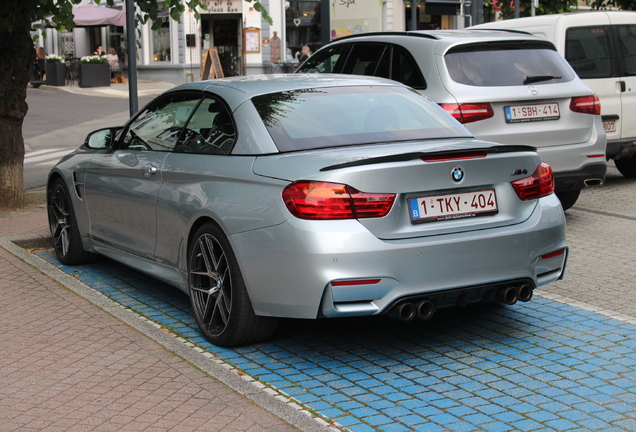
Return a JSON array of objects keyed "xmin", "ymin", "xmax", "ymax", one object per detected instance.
[
  {"xmin": 152, "ymin": 17, "xmax": 171, "ymax": 62},
  {"xmin": 286, "ymin": 1, "xmax": 322, "ymax": 59}
]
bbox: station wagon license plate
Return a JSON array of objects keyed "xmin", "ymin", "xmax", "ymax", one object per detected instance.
[
  {"xmin": 409, "ymin": 189, "xmax": 498, "ymax": 223},
  {"xmin": 505, "ymin": 103, "xmax": 560, "ymax": 123}
]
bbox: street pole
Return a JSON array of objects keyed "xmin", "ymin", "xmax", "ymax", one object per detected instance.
[
  {"xmin": 125, "ymin": 0, "xmax": 139, "ymax": 117},
  {"xmin": 412, "ymin": 0, "xmax": 418, "ymax": 31},
  {"xmin": 514, "ymin": 0, "xmax": 519, "ymax": 18}
]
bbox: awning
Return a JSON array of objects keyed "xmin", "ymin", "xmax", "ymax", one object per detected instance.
[{"xmin": 71, "ymin": 4, "xmax": 126, "ymax": 27}]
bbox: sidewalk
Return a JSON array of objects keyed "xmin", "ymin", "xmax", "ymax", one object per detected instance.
[
  {"xmin": 43, "ymin": 79, "xmax": 178, "ymax": 99},
  {"xmin": 0, "ymin": 205, "xmax": 323, "ymax": 430}
]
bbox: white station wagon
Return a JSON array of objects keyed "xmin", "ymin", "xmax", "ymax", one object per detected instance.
[{"xmin": 297, "ymin": 29, "xmax": 607, "ymax": 210}]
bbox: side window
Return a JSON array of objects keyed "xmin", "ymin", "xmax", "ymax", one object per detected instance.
[
  {"xmin": 175, "ymin": 98, "xmax": 236, "ymax": 155},
  {"xmin": 296, "ymin": 44, "xmax": 350, "ymax": 73},
  {"xmin": 341, "ymin": 44, "xmax": 388, "ymax": 76},
  {"xmin": 616, "ymin": 25, "xmax": 636, "ymax": 77},
  {"xmin": 391, "ymin": 46, "xmax": 426, "ymax": 89},
  {"xmin": 122, "ymin": 94, "xmax": 201, "ymax": 151},
  {"xmin": 565, "ymin": 26, "xmax": 615, "ymax": 79}
]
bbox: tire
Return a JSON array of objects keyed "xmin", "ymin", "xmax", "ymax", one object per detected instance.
[
  {"xmin": 188, "ymin": 223, "xmax": 279, "ymax": 347},
  {"xmin": 555, "ymin": 189, "xmax": 580, "ymax": 211},
  {"xmin": 615, "ymin": 154, "xmax": 636, "ymax": 179},
  {"xmin": 47, "ymin": 178, "xmax": 97, "ymax": 265}
]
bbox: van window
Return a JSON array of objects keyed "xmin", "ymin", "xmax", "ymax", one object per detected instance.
[
  {"xmin": 565, "ymin": 26, "xmax": 614, "ymax": 79},
  {"xmin": 444, "ymin": 42, "xmax": 575, "ymax": 86},
  {"xmin": 617, "ymin": 25, "xmax": 636, "ymax": 77}
]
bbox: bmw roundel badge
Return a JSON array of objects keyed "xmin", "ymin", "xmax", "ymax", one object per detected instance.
[{"xmin": 451, "ymin": 167, "xmax": 464, "ymax": 182}]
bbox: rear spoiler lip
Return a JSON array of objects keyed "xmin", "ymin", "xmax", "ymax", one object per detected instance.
[{"xmin": 320, "ymin": 145, "xmax": 538, "ymax": 172}]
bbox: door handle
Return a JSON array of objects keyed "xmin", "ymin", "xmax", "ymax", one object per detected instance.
[
  {"xmin": 143, "ymin": 163, "xmax": 157, "ymax": 177},
  {"xmin": 619, "ymin": 80, "xmax": 626, "ymax": 92}
]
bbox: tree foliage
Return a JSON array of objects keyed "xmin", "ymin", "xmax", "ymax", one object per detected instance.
[
  {"xmin": 0, "ymin": 0, "xmax": 270, "ymax": 209},
  {"xmin": 483, "ymin": 0, "xmax": 578, "ymax": 20},
  {"xmin": 586, "ymin": 0, "xmax": 636, "ymax": 11}
]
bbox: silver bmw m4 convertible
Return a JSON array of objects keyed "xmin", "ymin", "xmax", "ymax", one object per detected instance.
[{"xmin": 47, "ymin": 75, "xmax": 567, "ymax": 346}]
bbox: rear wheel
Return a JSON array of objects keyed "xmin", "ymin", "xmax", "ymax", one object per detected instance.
[
  {"xmin": 615, "ymin": 154, "xmax": 636, "ymax": 179},
  {"xmin": 47, "ymin": 178, "xmax": 97, "ymax": 265},
  {"xmin": 188, "ymin": 223, "xmax": 278, "ymax": 347},
  {"xmin": 555, "ymin": 189, "xmax": 580, "ymax": 211}
]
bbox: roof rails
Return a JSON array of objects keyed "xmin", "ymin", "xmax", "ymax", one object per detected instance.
[
  {"xmin": 331, "ymin": 31, "xmax": 440, "ymax": 43},
  {"xmin": 469, "ymin": 28, "xmax": 533, "ymax": 36}
]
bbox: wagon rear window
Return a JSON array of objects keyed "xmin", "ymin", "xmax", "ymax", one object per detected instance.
[{"xmin": 445, "ymin": 42, "xmax": 575, "ymax": 86}]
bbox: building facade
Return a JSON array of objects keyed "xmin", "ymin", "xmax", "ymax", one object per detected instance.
[{"xmin": 36, "ymin": 0, "xmax": 467, "ymax": 85}]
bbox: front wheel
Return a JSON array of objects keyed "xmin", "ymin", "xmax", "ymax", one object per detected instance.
[
  {"xmin": 47, "ymin": 178, "xmax": 97, "ymax": 265},
  {"xmin": 555, "ymin": 189, "xmax": 580, "ymax": 211},
  {"xmin": 615, "ymin": 154, "xmax": 636, "ymax": 179},
  {"xmin": 188, "ymin": 223, "xmax": 278, "ymax": 347}
]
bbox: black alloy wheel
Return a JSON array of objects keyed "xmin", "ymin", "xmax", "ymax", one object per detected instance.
[
  {"xmin": 188, "ymin": 223, "xmax": 278, "ymax": 347},
  {"xmin": 47, "ymin": 178, "xmax": 96, "ymax": 265}
]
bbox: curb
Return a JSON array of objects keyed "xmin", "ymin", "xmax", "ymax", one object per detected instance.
[{"xmin": 0, "ymin": 234, "xmax": 336, "ymax": 432}]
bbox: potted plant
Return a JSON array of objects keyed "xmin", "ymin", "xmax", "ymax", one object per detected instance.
[
  {"xmin": 45, "ymin": 54, "xmax": 66, "ymax": 86},
  {"xmin": 78, "ymin": 55, "xmax": 110, "ymax": 88}
]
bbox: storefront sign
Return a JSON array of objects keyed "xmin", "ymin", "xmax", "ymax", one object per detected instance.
[
  {"xmin": 203, "ymin": 0, "xmax": 241, "ymax": 13},
  {"xmin": 331, "ymin": 0, "xmax": 382, "ymax": 39}
]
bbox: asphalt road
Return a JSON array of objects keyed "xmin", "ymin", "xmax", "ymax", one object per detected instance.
[{"xmin": 22, "ymin": 86, "xmax": 153, "ymax": 190}]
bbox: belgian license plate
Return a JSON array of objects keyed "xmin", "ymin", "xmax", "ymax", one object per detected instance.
[
  {"xmin": 603, "ymin": 121, "xmax": 616, "ymax": 133},
  {"xmin": 409, "ymin": 189, "xmax": 498, "ymax": 223},
  {"xmin": 505, "ymin": 103, "xmax": 560, "ymax": 123}
]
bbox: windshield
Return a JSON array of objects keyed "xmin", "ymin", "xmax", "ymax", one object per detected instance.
[
  {"xmin": 251, "ymin": 86, "xmax": 470, "ymax": 152},
  {"xmin": 445, "ymin": 42, "xmax": 576, "ymax": 87}
]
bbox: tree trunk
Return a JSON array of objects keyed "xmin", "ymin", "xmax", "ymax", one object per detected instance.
[{"xmin": 0, "ymin": 27, "xmax": 32, "ymax": 209}]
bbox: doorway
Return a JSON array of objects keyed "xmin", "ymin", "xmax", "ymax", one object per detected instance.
[{"xmin": 201, "ymin": 15, "xmax": 242, "ymax": 77}]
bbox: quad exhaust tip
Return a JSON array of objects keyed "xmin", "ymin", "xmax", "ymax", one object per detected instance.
[{"xmin": 388, "ymin": 283, "xmax": 533, "ymax": 322}]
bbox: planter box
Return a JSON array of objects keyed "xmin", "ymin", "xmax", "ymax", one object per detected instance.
[
  {"xmin": 46, "ymin": 62, "xmax": 66, "ymax": 86},
  {"xmin": 78, "ymin": 63, "xmax": 110, "ymax": 88}
]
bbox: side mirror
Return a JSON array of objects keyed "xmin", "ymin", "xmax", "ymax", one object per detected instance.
[{"xmin": 84, "ymin": 127, "xmax": 122, "ymax": 149}]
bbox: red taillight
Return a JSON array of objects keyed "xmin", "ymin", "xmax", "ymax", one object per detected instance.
[
  {"xmin": 570, "ymin": 95, "xmax": 601, "ymax": 115},
  {"xmin": 282, "ymin": 181, "xmax": 396, "ymax": 220},
  {"xmin": 440, "ymin": 103, "xmax": 494, "ymax": 124},
  {"xmin": 421, "ymin": 151, "xmax": 488, "ymax": 163},
  {"xmin": 511, "ymin": 162, "xmax": 555, "ymax": 201}
]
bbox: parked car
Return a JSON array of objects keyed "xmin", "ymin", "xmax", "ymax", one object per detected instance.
[
  {"xmin": 472, "ymin": 11, "xmax": 636, "ymax": 179},
  {"xmin": 47, "ymin": 75, "xmax": 567, "ymax": 347},
  {"xmin": 295, "ymin": 29, "xmax": 607, "ymax": 210}
]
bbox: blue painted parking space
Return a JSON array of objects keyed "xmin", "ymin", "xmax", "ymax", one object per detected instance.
[{"xmin": 38, "ymin": 250, "xmax": 636, "ymax": 431}]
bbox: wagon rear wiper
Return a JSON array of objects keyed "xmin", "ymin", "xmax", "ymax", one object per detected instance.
[{"xmin": 523, "ymin": 75, "xmax": 561, "ymax": 85}]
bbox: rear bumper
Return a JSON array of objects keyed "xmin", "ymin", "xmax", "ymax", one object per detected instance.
[
  {"xmin": 606, "ymin": 138, "xmax": 636, "ymax": 160},
  {"xmin": 553, "ymin": 161, "xmax": 607, "ymax": 192},
  {"xmin": 230, "ymin": 194, "xmax": 567, "ymax": 319}
]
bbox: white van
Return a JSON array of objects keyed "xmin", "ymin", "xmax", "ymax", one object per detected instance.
[{"xmin": 472, "ymin": 11, "xmax": 636, "ymax": 178}]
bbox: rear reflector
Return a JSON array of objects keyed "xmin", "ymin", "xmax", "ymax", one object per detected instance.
[
  {"xmin": 570, "ymin": 95, "xmax": 601, "ymax": 115},
  {"xmin": 541, "ymin": 249, "xmax": 565, "ymax": 259},
  {"xmin": 587, "ymin": 154, "xmax": 605, "ymax": 158},
  {"xmin": 511, "ymin": 162, "xmax": 555, "ymax": 201},
  {"xmin": 421, "ymin": 151, "xmax": 488, "ymax": 163},
  {"xmin": 282, "ymin": 181, "xmax": 396, "ymax": 220},
  {"xmin": 440, "ymin": 103, "xmax": 494, "ymax": 124},
  {"xmin": 331, "ymin": 279, "xmax": 382, "ymax": 286}
]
